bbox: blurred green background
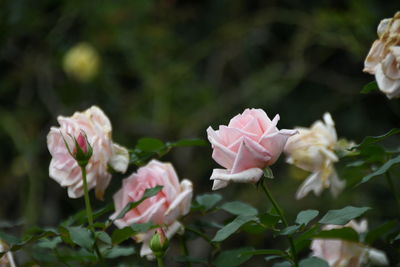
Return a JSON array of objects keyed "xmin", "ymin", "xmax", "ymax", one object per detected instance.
[{"xmin": 1, "ymin": 0, "xmax": 400, "ymax": 265}]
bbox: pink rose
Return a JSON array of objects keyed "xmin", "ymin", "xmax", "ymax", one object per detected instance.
[
  {"xmin": 47, "ymin": 106, "xmax": 129, "ymax": 199},
  {"xmin": 207, "ymin": 108, "xmax": 297, "ymax": 190},
  {"xmin": 110, "ymin": 160, "xmax": 193, "ymax": 259},
  {"xmin": 311, "ymin": 220, "xmax": 388, "ymax": 267}
]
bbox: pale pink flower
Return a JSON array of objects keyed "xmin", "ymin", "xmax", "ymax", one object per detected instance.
[
  {"xmin": 311, "ymin": 220, "xmax": 388, "ymax": 267},
  {"xmin": 47, "ymin": 106, "xmax": 129, "ymax": 199},
  {"xmin": 364, "ymin": 12, "xmax": 400, "ymax": 98},
  {"xmin": 207, "ymin": 108, "xmax": 297, "ymax": 190},
  {"xmin": 110, "ymin": 160, "xmax": 193, "ymax": 259},
  {"xmin": 284, "ymin": 113, "xmax": 345, "ymax": 199}
]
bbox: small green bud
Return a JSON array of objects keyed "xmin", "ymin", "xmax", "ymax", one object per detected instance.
[{"xmin": 149, "ymin": 228, "xmax": 169, "ymax": 257}]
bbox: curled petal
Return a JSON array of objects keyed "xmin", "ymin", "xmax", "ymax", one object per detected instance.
[
  {"xmin": 296, "ymin": 172, "xmax": 324, "ymax": 199},
  {"xmin": 329, "ymin": 170, "xmax": 346, "ymax": 198},
  {"xmin": 210, "ymin": 168, "xmax": 264, "ymax": 190},
  {"xmin": 109, "ymin": 143, "xmax": 129, "ymax": 173},
  {"xmin": 375, "ymin": 62, "xmax": 400, "ymax": 98},
  {"xmin": 207, "ymin": 126, "xmax": 236, "ymax": 169},
  {"xmin": 164, "ymin": 179, "xmax": 193, "ymax": 224},
  {"xmin": 367, "ymin": 248, "xmax": 389, "ymax": 266}
]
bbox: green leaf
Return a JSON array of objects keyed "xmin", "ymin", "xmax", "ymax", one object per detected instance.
[
  {"xmin": 319, "ymin": 206, "xmax": 371, "ymax": 225},
  {"xmin": 212, "ymin": 215, "xmax": 258, "ymax": 242},
  {"xmin": 360, "ymin": 81, "xmax": 378, "ymax": 94},
  {"xmin": 263, "ymin": 167, "xmax": 274, "ymax": 179},
  {"xmin": 96, "ymin": 231, "xmax": 112, "ymax": 245},
  {"xmin": 67, "ymin": 226, "xmax": 94, "ymax": 250},
  {"xmin": 296, "ymin": 210, "xmax": 319, "ymax": 226},
  {"xmin": 221, "ymin": 201, "xmax": 258, "ymax": 216},
  {"xmin": 356, "ymin": 154, "xmax": 400, "ymax": 186},
  {"xmin": 313, "ymin": 228, "xmax": 359, "ymax": 242},
  {"xmin": 104, "ymin": 246, "xmax": 135, "ymax": 259},
  {"xmin": 365, "ymin": 220, "xmax": 397, "ymax": 244},
  {"xmin": 136, "ymin": 138, "xmax": 165, "ymax": 152},
  {"xmin": 168, "ymin": 138, "xmax": 207, "ymax": 147},
  {"xmin": 195, "ymin": 193, "xmax": 222, "ymax": 211},
  {"xmin": 214, "ymin": 247, "xmax": 255, "ymax": 267},
  {"xmin": 259, "ymin": 212, "xmax": 281, "ymax": 229},
  {"xmin": 279, "ymin": 225, "xmax": 300, "ymax": 236},
  {"xmin": 351, "ymin": 128, "xmax": 400, "ymax": 150},
  {"xmin": 93, "ymin": 203, "xmax": 114, "ymax": 220},
  {"xmin": 131, "ymin": 222, "xmax": 156, "ymax": 233},
  {"xmin": 294, "ymin": 225, "xmax": 320, "ymax": 253},
  {"xmin": 114, "ymin": 185, "xmax": 163, "ymax": 220},
  {"xmin": 299, "ymin": 257, "xmax": 329, "ymax": 267},
  {"xmin": 111, "ymin": 227, "xmax": 135, "ymax": 245},
  {"xmin": 0, "ymin": 230, "xmax": 20, "ymax": 245},
  {"xmin": 37, "ymin": 237, "xmax": 62, "ymax": 249}
]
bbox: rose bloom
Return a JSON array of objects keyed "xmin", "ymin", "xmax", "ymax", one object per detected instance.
[
  {"xmin": 47, "ymin": 106, "xmax": 129, "ymax": 199},
  {"xmin": 110, "ymin": 160, "xmax": 193, "ymax": 259},
  {"xmin": 364, "ymin": 11, "xmax": 400, "ymax": 98},
  {"xmin": 207, "ymin": 108, "xmax": 297, "ymax": 190},
  {"xmin": 284, "ymin": 113, "xmax": 345, "ymax": 199},
  {"xmin": 0, "ymin": 240, "xmax": 16, "ymax": 267},
  {"xmin": 311, "ymin": 220, "xmax": 388, "ymax": 267}
]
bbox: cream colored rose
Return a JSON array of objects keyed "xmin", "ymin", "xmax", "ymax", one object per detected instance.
[
  {"xmin": 364, "ymin": 12, "xmax": 400, "ymax": 98},
  {"xmin": 284, "ymin": 113, "xmax": 345, "ymax": 199},
  {"xmin": 0, "ymin": 240, "xmax": 16, "ymax": 267},
  {"xmin": 63, "ymin": 42, "xmax": 100, "ymax": 82},
  {"xmin": 47, "ymin": 106, "xmax": 129, "ymax": 199},
  {"xmin": 311, "ymin": 220, "xmax": 388, "ymax": 267}
]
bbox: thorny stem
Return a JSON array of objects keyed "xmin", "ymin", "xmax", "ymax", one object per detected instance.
[{"xmin": 260, "ymin": 181, "xmax": 298, "ymax": 267}]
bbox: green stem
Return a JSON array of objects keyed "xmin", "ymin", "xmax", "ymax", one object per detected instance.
[
  {"xmin": 180, "ymin": 235, "xmax": 192, "ymax": 267},
  {"xmin": 157, "ymin": 256, "xmax": 164, "ymax": 267},
  {"xmin": 80, "ymin": 166, "xmax": 94, "ymax": 230},
  {"xmin": 385, "ymin": 172, "xmax": 400, "ymax": 212},
  {"xmin": 80, "ymin": 166, "xmax": 104, "ymax": 263},
  {"xmin": 260, "ymin": 181, "xmax": 298, "ymax": 267}
]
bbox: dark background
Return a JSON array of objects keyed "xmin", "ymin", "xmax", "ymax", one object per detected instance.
[{"xmin": 0, "ymin": 0, "xmax": 399, "ymax": 265}]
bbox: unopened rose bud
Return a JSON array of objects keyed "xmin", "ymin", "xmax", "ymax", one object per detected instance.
[
  {"xmin": 62, "ymin": 130, "xmax": 93, "ymax": 168},
  {"xmin": 149, "ymin": 228, "xmax": 169, "ymax": 257},
  {"xmin": 76, "ymin": 132, "xmax": 88, "ymax": 153}
]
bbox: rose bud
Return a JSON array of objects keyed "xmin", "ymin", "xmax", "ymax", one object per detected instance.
[{"xmin": 149, "ymin": 228, "xmax": 169, "ymax": 257}]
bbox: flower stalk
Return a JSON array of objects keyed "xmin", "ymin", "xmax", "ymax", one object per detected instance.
[{"xmin": 260, "ymin": 180, "xmax": 298, "ymax": 267}]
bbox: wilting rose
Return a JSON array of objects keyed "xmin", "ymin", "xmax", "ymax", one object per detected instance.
[
  {"xmin": 311, "ymin": 220, "xmax": 388, "ymax": 267},
  {"xmin": 364, "ymin": 12, "xmax": 400, "ymax": 98},
  {"xmin": 47, "ymin": 106, "xmax": 129, "ymax": 199},
  {"xmin": 207, "ymin": 108, "xmax": 297, "ymax": 190},
  {"xmin": 284, "ymin": 113, "xmax": 345, "ymax": 199},
  {"xmin": 0, "ymin": 240, "xmax": 16, "ymax": 267},
  {"xmin": 110, "ymin": 160, "xmax": 193, "ymax": 259}
]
